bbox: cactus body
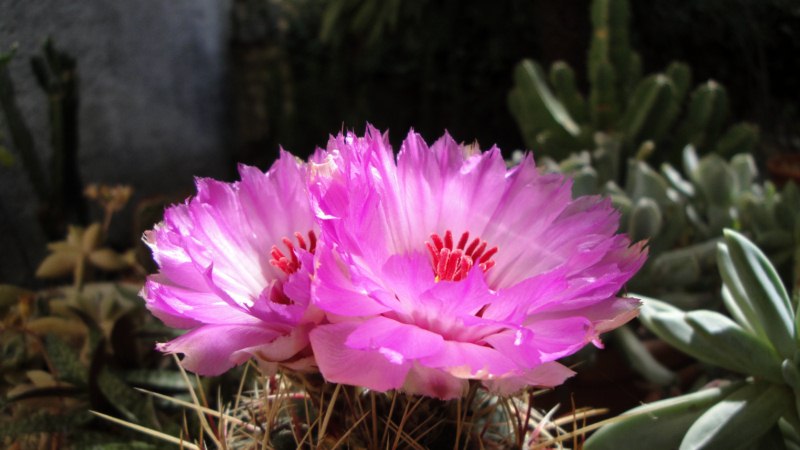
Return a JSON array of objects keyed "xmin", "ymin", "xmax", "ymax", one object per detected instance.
[
  {"xmin": 676, "ymin": 81, "xmax": 730, "ymax": 152},
  {"xmin": 621, "ymin": 74, "xmax": 678, "ymax": 146},
  {"xmin": 549, "ymin": 61, "xmax": 587, "ymax": 123}
]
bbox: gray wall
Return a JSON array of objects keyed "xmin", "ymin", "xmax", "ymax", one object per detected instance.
[{"xmin": 0, "ymin": 0, "xmax": 232, "ymax": 285}]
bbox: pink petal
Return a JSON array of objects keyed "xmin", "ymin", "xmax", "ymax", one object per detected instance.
[
  {"xmin": 418, "ymin": 341, "xmax": 518, "ymax": 379},
  {"xmin": 311, "ymin": 242, "xmax": 394, "ymax": 317},
  {"xmin": 309, "ymin": 322, "xmax": 411, "ymax": 391},
  {"xmin": 484, "ymin": 362, "xmax": 575, "ymax": 395},
  {"xmin": 403, "ymin": 363, "xmax": 467, "ymax": 400},
  {"xmin": 143, "ymin": 277, "xmax": 258, "ymax": 328},
  {"xmin": 158, "ymin": 324, "xmax": 283, "ymax": 376},
  {"xmin": 344, "ymin": 316, "xmax": 444, "ymax": 361}
]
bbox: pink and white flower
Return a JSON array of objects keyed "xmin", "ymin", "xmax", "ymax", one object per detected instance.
[
  {"xmin": 142, "ymin": 152, "xmax": 323, "ymax": 375},
  {"xmin": 307, "ymin": 127, "xmax": 646, "ymax": 399}
]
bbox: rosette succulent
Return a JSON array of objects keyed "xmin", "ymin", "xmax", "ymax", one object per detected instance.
[
  {"xmin": 306, "ymin": 127, "xmax": 647, "ymax": 399},
  {"xmin": 142, "ymin": 152, "xmax": 323, "ymax": 375}
]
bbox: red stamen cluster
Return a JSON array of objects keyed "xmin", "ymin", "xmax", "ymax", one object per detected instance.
[
  {"xmin": 426, "ymin": 230, "xmax": 497, "ymax": 282},
  {"xmin": 270, "ymin": 230, "xmax": 317, "ymax": 275}
]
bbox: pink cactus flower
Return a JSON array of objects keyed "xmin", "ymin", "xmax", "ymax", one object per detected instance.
[
  {"xmin": 142, "ymin": 152, "xmax": 323, "ymax": 375},
  {"xmin": 307, "ymin": 127, "xmax": 647, "ymax": 399}
]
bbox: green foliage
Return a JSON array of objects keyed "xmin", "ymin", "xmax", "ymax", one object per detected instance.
[
  {"xmin": 508, "ymin": 0, "xmax": 758, "ymax": 170},
  {"xmin": 586, "ymin": 231, "xmax": 800, "ymax": 449},
  {"xmin": 0, "ymin": 282, "xmax": 182, "ymax": 448}
]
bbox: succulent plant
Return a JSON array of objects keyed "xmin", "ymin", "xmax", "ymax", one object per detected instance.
[
  {"xmin": 508, "ymin": 0, "xmax": 759, "ymax": 167},
  {"xmin": 585, "ymin": 230, "xmax": 800, "ymax": 450}
]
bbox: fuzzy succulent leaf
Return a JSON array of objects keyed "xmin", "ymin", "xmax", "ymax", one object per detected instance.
[
  {"xmin": 628, "ymin": 197, "xmax": 662, "ymax": 241},
  {"xmin": 720, "ymin": 230, "xmax": 794, "ymax": 358},
  {"xmin": 661, "ymin": 162, "xmax": 695, "ymax": 197},
  {"xmin": 649, "ymin": 240, "xmax": 718, "ymax": 287},
  {"xmin": 680, "ymin": 381, "xmax": 791, "ymax": 450},
  {"xmin": 585, "ymin": 381, "xmax": 743, "ymax": 450},
  {"xmin": 639, "ymin": 297, "xmax": 783, "ymax": 383}
]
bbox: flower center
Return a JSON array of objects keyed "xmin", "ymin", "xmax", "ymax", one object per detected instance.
[
  {"xmin": 426, "ymin": 230, "xmax": 497, "ymax": 282},
  {"xmin": 269, "ymin": 230, "xmax": 317, "ymax": 275}
]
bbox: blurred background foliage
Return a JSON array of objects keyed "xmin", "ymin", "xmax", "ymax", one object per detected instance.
[{"xmin": 231, "ymin": 0, "xmax": 800, "ymax": 167}]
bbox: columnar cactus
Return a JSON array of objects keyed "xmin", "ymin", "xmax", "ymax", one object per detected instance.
[{"xmin": 508, "ymin": 0, "xmax": 759, "ymax": 168}]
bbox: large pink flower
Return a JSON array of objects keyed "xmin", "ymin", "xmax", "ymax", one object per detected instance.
[
  {"xmin": 142, "ymin": 152, "xmax": 323, "ymax": 375},
  {"xmin": 307, "ymin": 127, "xmax": 646, "ymax": 399}
]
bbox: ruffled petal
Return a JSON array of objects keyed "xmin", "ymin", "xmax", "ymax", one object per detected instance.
[
  {"xmin": 143, "ymin": 277, "xmax": 259, "ymax": 328},
  {"xmin": 484, "ymin": 362, "xmax": 575, "ymax": 395},
  {"xmin": 345, "ymin": 316, "xmax": 445, "ymax": 362},
  {"xmin": 309, "ymin": 322, "xmax": 411, "ymax": 391},
  {"xmin": 157, "ymin": 323, "xmax": 284, "ymax": 376}
]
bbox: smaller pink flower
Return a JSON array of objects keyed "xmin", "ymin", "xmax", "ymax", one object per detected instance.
[
  {"xmin": 307, "ymin": 127, "xmax": 646, "ymax": 399},
  {"xmin": 142, "ymin": 152, "xmax": 323, "ymax": 375}
]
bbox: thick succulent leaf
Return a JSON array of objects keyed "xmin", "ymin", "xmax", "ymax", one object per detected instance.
[
  {"xmin": 718, "ymin": 245, "xmax": 767, "ymax": 339},
  {"xmin": 680, "ymin": 382, "xmax": 791, "ymax": 450},
  {"xmin": 639, "ymin": 297, "xmax": 782, "ymax": 382},
  {"xmin": 625, "ymin": 160, "xmax": 671, "ymax": 205},
  {"xmin": 684, "ymin": 310, "xmax": 782, "ymax": 383},
  {"xmin": 661, "ymin": 162, "xmax": 695, "ymax": 197},
  {"xmin": 721, "ymin": 229, "xmax": 794, "ymax": 358},
  {"xmin": 628, "ymin": 197, "xmax": 663, "ymax": 241},
  {"xmin": 584, "ymin": 382, "xmax": 742, "ymax": 450},
  {"xmin": 696, "ymin": 154, "xmax": 736, "ymax": 206}
]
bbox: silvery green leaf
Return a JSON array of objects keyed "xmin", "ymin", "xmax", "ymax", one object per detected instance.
[
  {"xmin": 650, "ymin": 239, "xmax": 718, "ymax": 287},
  {"xmin": 629, "ymin": 198, "xmax": 663, "ymax": 241},
  {"xmin": 730, "ymin": 153, "xmax": 757, "ymax": 191},
  {"xmin": 706, "ymin": 204, "xmax": 734, "ymax": 235},
  {"xmin": 680, "ymin": 382, "xmax": 791, "ymax": 450},
  {"xmin": 571, "ymin": 166, "xmax": 599, "ymax": 197},
  {"xmin": 626, "ymin": 159, "xmax": 671, "ymax": 204},
  {"xmin": 685, "ymin": 204, "xmax": 711, "ymax": 238},
  {"xmin": 721, "ymin": 230, "xmax": 794, "ymax": 358},
  {"xmin": 650, "ymin": 251, "xmax": 701, "ymax": 286},
  {"xmin": 683, "ymin": 144, "xmax": 699, "ymax": 182},
  {"xmin": 696, "ymin": 154, "xmax": 736, "ymax": 206},
  {"xmin": 721, "ymin": 285, "xmax": 758, "ymax": 336},
  {"xmin": 640, "ymin": 297, "xmax": 783, "ymax": 383},
  {"xmin": 717, "ymin": 240, "xmax": 772, "ymax": 349},
  {"xmin": 661, "ymin": 162, "xmax": 695, "ymax": 197},
  {"xmin": 684, "ymin": 310, "xmax": 782, "ymax": 383},
  {"xmin": 584, "ymin": 382, "xmax": 742, "ymax": 450}
]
